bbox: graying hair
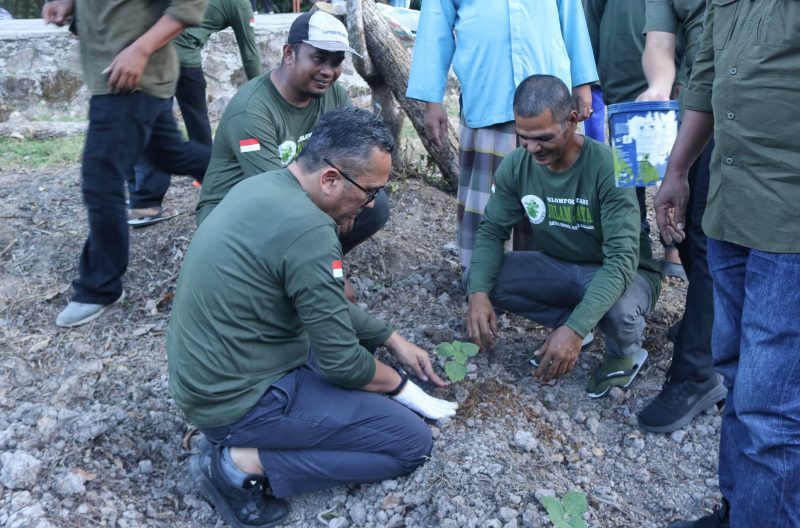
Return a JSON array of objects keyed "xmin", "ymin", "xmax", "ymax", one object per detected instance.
[
  {"xmin": 513, "ymin": 74, "xmax": 573, "ymax": 122},
  {"xmin": 297, "ymin": 107, "xmax": 395, "ymax": 179}
]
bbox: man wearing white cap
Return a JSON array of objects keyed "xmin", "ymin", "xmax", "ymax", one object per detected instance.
[{"xmin": 196, "ymin": 10, "xmax": 389, "ymax": 260}]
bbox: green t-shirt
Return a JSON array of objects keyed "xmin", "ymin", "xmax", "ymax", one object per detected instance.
[
  {"xmin": 196, "ymin": 73, "xmax": 351, "ymax": 224},
  {"xmin": 584, "ymin": 0, "xmax": 649, "ymax": 105},
  {"xmin": 168, "ymin": 168, "xmax": 392, "ymax": 428},
  {"xmin": 75, "ymin": 0, "xmax": 207, "ymax": 99},
  {"xmin": 467, "ymin": 138, "xmax": 661, "ymax": 338},
  {"xmin": 644, "ymin": 0, "xmax": 706, "ymax": 83},
  {"xmin": 174, "ymin": 0, "xmax": 261, "ymax": 80}
]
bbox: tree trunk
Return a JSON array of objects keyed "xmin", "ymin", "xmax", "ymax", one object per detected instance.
[
  {"xmin": 346, "ymin": 0, "xmax": 459, "ymax": 191},
  {"xmin": 344, "ymin": 1, "xmax": 406, "ymax": 167}
]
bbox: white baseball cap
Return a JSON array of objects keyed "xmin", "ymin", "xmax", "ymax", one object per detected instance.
[{"xmin": 288, "ymin": 10, "xmax": 361, "ymax": 57}]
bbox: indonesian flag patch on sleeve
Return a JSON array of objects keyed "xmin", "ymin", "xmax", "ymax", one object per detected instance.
[
  {"xmin": 239, "ymin": 138, "xmax": 260, "ymax": 153},
  {"xmin": 331, "ymin": 260, "xmax": 343, "ymax": 279},
  {"xmin": 249, "ymin": 18, "xmax": 255, "ymax": 29}
]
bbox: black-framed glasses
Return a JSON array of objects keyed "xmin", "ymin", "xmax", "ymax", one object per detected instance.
[{"xmin": 324, "ymin": 158, "xmax": 380, "ymax": 205}]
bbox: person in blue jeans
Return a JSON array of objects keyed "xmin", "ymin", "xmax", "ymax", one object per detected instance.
[
  {"xmin": 43, "ymin": 0, "xmax": 210, "ymax": 328},
  {"xmin": 656, "ymin": 1, "xmax": 800, "ymax": 526}
]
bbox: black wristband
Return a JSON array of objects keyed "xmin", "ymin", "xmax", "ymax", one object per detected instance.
[{"xmin": 386, "ymin": 370, "xmax": 409, "ymax": 397}]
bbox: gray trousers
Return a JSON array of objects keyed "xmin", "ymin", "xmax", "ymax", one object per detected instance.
[
  {"xmin": 199, "ymin": 365, "xmax": 432, "ymax": 498},
  {"xmin": 489, "ymin": 251, "xmax": 652, "ymax": 357}
]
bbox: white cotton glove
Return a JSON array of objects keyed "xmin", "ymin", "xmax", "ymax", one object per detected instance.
[{"xmin": 392, "ymin": 380, "xmax": 458, "ymax": 420}]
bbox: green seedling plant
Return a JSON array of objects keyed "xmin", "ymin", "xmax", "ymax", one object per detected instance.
[
  {"xmin": 435, "ymin": 340, "xmax": 479, "ymax": 382},
  {"xmin": 537, "ymin": 490, "xmax": 588, "ymax": 528}
]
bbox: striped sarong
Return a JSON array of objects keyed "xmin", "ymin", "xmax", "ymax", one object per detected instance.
[{"xmin": 457, "ymin": 118, "xmax": 533, "ymax": 268}]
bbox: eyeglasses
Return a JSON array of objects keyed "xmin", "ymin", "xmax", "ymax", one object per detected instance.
[{"xmin": 324, "ymin": 158, "xmax": 380, "ymax": 205}]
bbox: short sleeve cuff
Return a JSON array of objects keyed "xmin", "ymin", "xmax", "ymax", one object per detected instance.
[
  {"xmin": 644, "ymin": 0, "xmax": 679, "ymax": 35},
  {"xmin": 683, "ymin": 88, "xmax": 713, "ymax": 113},
  {"xmin": 166, "ymin": 0, "xmax": 208, "ymax": 27}
]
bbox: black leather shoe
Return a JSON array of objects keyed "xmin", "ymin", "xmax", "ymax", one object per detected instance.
[{"xmin": 188, "ymin": 446, "xmax": 289, "ymax": 528}]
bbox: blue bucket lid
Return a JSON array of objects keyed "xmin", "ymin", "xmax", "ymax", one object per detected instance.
[{"xmin": 607, "ymin": 100, "xmax": 679, "ymax": 118}]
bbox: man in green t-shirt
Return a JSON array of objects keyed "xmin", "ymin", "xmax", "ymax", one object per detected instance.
[
  {"xmin": 169, "ymin": 108, "xmax": 456, "ymax": 527},
  {"xmin": 195, "ymin": 9, "xmax": 389, "ymax": 257},
  {"xmin": 466, "ymin": 75, "xmax": 661, "ymax": 398}
]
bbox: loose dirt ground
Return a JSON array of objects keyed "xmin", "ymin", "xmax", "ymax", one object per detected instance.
[{"xmin": 0, "ymin": 165, "xmax": 722, "ymax": 527}]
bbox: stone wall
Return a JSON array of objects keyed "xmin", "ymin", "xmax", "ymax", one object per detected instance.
[{"xmin": 0, "ymin": 14, "xmax": 370, "ymax": 127}]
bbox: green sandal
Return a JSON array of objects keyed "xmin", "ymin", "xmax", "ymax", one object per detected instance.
[{"xmin": 586, "ymin": 348, "xmax": 648, "ymax": 399}]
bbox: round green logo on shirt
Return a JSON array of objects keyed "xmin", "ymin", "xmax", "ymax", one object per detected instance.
[
  {"xmin": 278, "ymin": 141, "xmax": 297, "ymax": 166},
  {"xmin": 521, "ymin": 195, "xmax": 546, "ymax": 224}
]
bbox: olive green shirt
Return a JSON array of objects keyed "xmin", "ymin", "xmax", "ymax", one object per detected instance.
[
  {"xmin": 174, "ymin": 0, "xmax": 262, "ymax": 80},
  {"xmin": 75, "ymin": 0, "xmax": 207, "ymax": 99},
  {"xmin": 467, "ymin": 139, "xmax": 661, "ymax": 338},
  {"xmin": 196, "ymin": 73, "xmax": 351, "ymax": 224},
  {"xmin": 168, "ymin": 169, "xmax": 392, "ymax": 427},
  {"xmin": 684, "ymin": 0, "xmax": 800, "ymax": 253}
]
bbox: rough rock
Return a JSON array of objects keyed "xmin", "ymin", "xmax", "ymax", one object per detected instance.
[
  {"xmin": 512, "ymin": 430, "xmax": 539, "ymax": 452},
  {"xmin": 53, "ymin": 471, "xmax": 86, "ymax": 496},
  {"xmin": 0, "ymin": 451, "xmax": 42, "ymax": 490}
]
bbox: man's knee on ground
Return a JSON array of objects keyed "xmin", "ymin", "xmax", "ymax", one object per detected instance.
[{"xmin": 392, "ymin": 417, "xmax": 433, "ymax": 473}]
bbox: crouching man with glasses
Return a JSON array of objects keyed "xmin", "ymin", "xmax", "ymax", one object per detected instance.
[{"xmin": 168, "ymin": 107, "xmax": 457, "ymax": 528}]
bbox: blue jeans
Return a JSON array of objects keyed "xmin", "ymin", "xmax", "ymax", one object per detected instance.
[
  {"xmin": 707, "ymin": 238, "xmax": 800, "ymax": 527},
  {"xmin": 489, "ymin": 251, "xmax": 653, "ymax": 357},
  {"xmin": 200, "ymin": 365, "xmax": 432, "ymax": 498},
  {"xmin": 74, "ymin": 93, "xmax": 209, "ymax": 303}
]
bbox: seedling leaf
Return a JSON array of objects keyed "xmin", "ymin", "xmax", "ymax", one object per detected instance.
[
  {"xmin": 538, "ymin": 496, "xmax": 567, "ymax": 527},
  {"xmin": 563, "ymin": 491, "xmax": 587, "ymax": 518},
  {"xmin": 461, "ymin": 342, "xmax": 479, "ymax": 357},
  {"xmin": 567, "ymin": 516, "xmax": 587, "ymax": 528},
  {"xmin": 444, "ymin": 362, "xmax": 467, "ymax": 382},
  {"xmin": 435, "ymin": 342, "xmax": 455, "ymax": 358},
  {"xmin": 538, "ymin": 491, "xmax": 588, "ymax": 528},
  {"xmin": 452, "ymin": 347, "xmax": 469, "ymax": 363}
]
